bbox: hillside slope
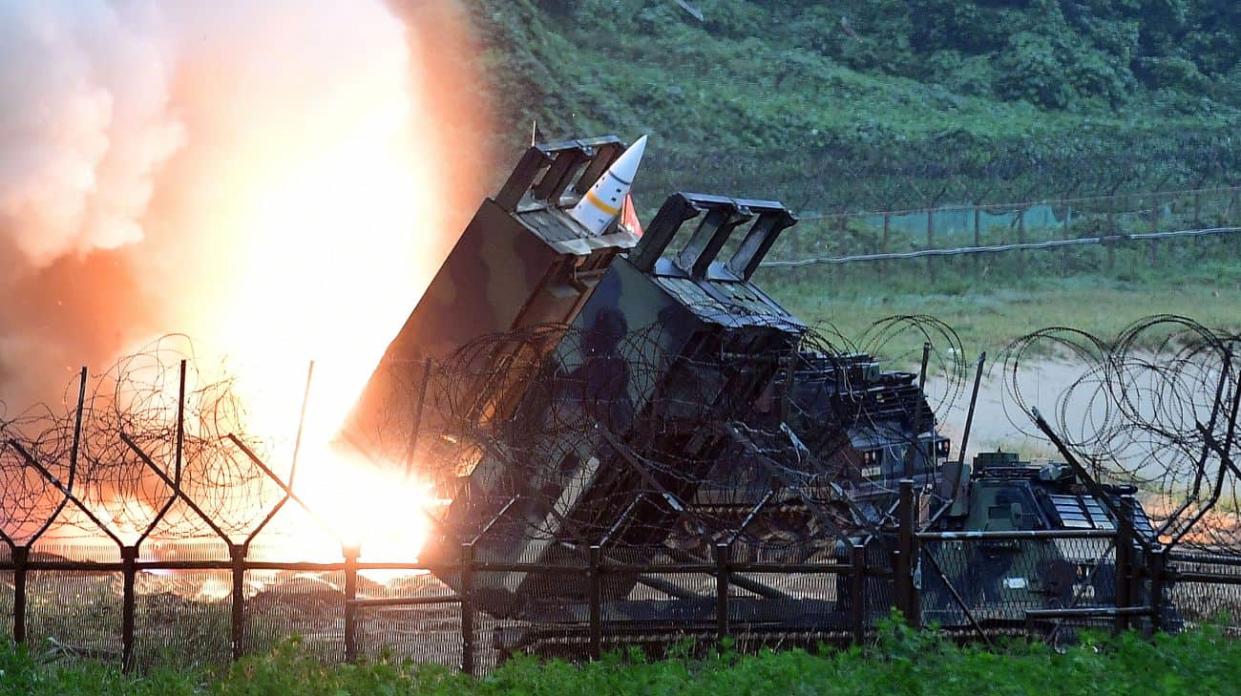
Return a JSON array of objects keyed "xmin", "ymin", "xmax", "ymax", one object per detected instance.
[
  {"xmin": 468, "ymin": 0, "xmax": 1241, "ymax": 210},
  {"xmin": 459, "ymin": 1, "xmax": 1241, "ymax": 359}
]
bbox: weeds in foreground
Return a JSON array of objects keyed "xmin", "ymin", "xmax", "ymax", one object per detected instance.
[{"xmin": 2, "ymin": 617, "xmax": 1239, "ymax": 695}]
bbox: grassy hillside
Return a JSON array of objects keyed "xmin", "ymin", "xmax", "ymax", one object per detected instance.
[
  {"xmin": 467, "ymin": 0, "xmax": 1241, "ymax": 212},
  {"xmin": 462, "ymin": 1, "xmax": 1241, "ymax": 354},
  {"xmin": 766, "ymin": 257, "xmax": 1241, "ymax": 360}
]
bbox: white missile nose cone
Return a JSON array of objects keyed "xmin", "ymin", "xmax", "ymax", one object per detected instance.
[
  {"xmin": 610, "ymin": 134, "xmax": 647, "ymax": 186},
  {"xmin": 568, "ymin": 135, "xmax": 649, "ymax": 235}
]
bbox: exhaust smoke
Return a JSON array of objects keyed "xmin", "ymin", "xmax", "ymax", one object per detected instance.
[
  {"xmin": 0, "ymin": 0, "xmax": 492, "ymax": 560},
  {"xmin": 0, "ymin": 0, "xmax": 490, "ymax": 416}
]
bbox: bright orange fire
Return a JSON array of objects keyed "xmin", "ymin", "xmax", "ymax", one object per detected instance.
[
  {"xmin": 175, "ymin": 54, "xmax": 443, "ymax": 563},
  {"xmin": 1, "ymin": 2, "xmax": 490, "ymax": 576},
  {"xmin": 130, "ymin": 2, "xmax": 487, "ymax": 570},
  {"xmin": 176, "ymin": 7, "xmax": 479, "ymax": 569},
  {"xmin": 292, "ymin": 448, "xmax": 440, "ymax": 580}
]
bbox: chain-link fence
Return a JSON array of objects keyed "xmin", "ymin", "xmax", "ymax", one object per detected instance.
[
  {"xmin": 3, "ymin": 179, "xmax": 1241, "ymax": 674},
  {"xmin": 762, "ymin": 185, "xmax": 1241, "ymax": 287},
  {"xmin": 5, "ymin": 502, "xmax": 1241, "ymax": 676}
]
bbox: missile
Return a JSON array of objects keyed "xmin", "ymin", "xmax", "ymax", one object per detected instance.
[{"xmin": 567, "ymin": 134, "xmax": 647, "ymax": 235}]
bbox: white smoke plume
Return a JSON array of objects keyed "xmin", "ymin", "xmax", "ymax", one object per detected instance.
[
  {"xmin": 0, "ymin": 0, "xmax": 490, "ymax": 412},
  {"xmin": 0, "ymin": 0, "xmax": 183, "ymax": 267}
]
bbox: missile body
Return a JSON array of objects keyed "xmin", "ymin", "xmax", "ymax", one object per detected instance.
[{"xmin": 568, "ymin": 135, "xmax": 647, "ymax": 234}]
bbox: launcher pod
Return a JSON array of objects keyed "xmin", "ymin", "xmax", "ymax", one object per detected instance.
[
  {"xmin": 344, "ymin": 137, "xmax": 641, "ymax": 466},
  {"xmin": 423, "ymin": 194, "xmax": 804, "ymax": 617}
]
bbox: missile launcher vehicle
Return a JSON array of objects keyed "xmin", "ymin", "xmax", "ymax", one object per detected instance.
[{"xmin": 349, "ymin": 134, "xmax": 1175, "ymax": 655}]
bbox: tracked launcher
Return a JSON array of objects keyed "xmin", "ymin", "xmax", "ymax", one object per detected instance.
[{"xmin": 347, "ymin": 134, "xmax": 1178, "ymax": 658}]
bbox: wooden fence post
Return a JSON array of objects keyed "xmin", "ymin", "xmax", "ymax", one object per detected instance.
[
  {"xmin": 589, "ymin": 545, "xmax": 602, "ymax": 660},
  {"xmin": 460, "ymin": 543, "xmax": 475, "ymax": 676},
  {"xmin": 12, "ymin": 546, "xmax": 27, "ymax": 645},
  {"xmin": 344, "ymin": 545, "xmax": 360, "ymax": 663},
  {"xmin": 850, "ymin": 543, "xmax": 866, "ymax": 644},
  {"xmin": 716, "ymin": 542, "xmax": 730, "ymax": 640},
  {"xmin": 895, "ymin": 480, "xmax": 918, "ymax": 627},
  {"xmin": 1149, "ymin": 548, "xmax": 1166, "ymax": 635},
  {"xmin": 230, "ymin": 544, "xmax": 246, "ymax": 661},
  {"xmin": 121, "ymin": 545, "xmax": 138, "ymax": 672},
  {"xmin": 1114, "ymin": 499, "xmax": 1134, "ymax": 634}
]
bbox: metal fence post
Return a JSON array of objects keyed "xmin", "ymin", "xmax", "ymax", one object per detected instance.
[
  {"xmin": 1149, "ymin": 547, "xmax": 1166, "ymax": 635},
  {"xmin": 972, "ymin": 206, "xmax": 982, "ymax": 276},
  {"xmin": 1193, "ymin": 191, "xmax": 1204, "ymax": 257},
  {"xmin": 230, "ymin": 544, "xmax": 246, "ymax": 661},
  {"xmin": 1107, "ymin": 203, "xmax": 1117, "ymax": 272},
  {"xmin": 837, "ymin": 209, "xmax": 848, "ymax": 283},
  {"xmin": 925, "ymin": 209, "xmax": 936, "ymax": 283},
  {"xmin": 344, "ymin": 545, "xmax": 360, "ymax": 663},
  {"xmin": 880, "ymin": 212, "xmax": 891, "ymax": 279},
  {"xmin": 895, "ymin": 480, "xmax": 917, "ymax": 627},
  {"xmin": 1114, "ymin": 500, "xmax": 1134, "ymax": 633},
  {"xmin": 1016, "ymin": 207, "xmax": 1026, "ymax": 278},
  {"xmin": 716, "ymin": 542, "xmax": 730, "ymax": 640},
  {"xmin": 589, "ymin": 545, "xmax": 602, "ymax": 660},
  {"xmin": 1149, "ymin": 195, "xmax": 1160, "ymax": 267},
  {"xmin": 12, "ymin": 546, "xmax": 27, "ymax": 645},
  {"xmin": 460, "ymin": 543, "xmax": 475, "ymax": 677},
  {"xmin": 1231, "ymin": 188, "xmax": 1241, "ymax": 257},
  {"xmin": 121, "ymin": 545, "xmax": 138, "ymax": 672},
  {"xmin": 1062, "ymin": 203, "xmax": 1073, "ymax": 276},
  {"xmin": 850, "ymin": 543, "xmax": 866, "ymax": 644}
]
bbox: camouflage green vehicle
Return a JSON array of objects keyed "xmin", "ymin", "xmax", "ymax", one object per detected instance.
[
  {"xmin": 348, "ymin": 133, "xmax": 1179, "ymax": 655},
  {"xmin": 920, "ymin": 450, "xmax": 1177, "ymax": 632}
]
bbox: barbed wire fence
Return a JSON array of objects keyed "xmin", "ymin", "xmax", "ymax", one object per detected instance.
[
  {"xmin": 1000, "ymin": 316, "xmax": 1241, "ymax": 552},
  {"xmin": 0, "ymin": 312, "xmax": 1238, "ymax": 671}
]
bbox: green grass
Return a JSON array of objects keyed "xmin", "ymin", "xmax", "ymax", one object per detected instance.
[
  {"xmin": 468, "ymin": 2, "xmax": 1241, "ymax": 369},
  {"xmin": 3, "ymin": 619, "xmax": 1239, "ymax": 695},
  {"xmin": 472, "ymin": 0, "xmax": 1241, "ymax": 210},
  {"xmin": 762, "ymin": 255, "xmax": 1241, "ymax": 362}
]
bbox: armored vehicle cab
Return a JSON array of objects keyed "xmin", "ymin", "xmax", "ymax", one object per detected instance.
[{"xmin": 921, "ymin": 450, "xmax": 1171, "ymax": 630}]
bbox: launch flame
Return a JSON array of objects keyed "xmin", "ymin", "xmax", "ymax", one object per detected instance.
[{"xmin": 0, "ymin": 1, "xmax": 490, "ymax": 566}]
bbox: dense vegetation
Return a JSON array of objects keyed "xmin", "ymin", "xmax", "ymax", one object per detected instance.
[
  {"xmin": 468, "ymin": 0, "xmax": 1241, "ymax": 210},
  {"xmin": 461, "ymin": 0, "xmax": 1241, "ymax": 354},
  {"xmin": 2, "ymin": 621, "xmax": 1239, "ymax": 695}
]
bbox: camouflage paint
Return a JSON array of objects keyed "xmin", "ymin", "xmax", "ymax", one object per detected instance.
[{"xmin": 340, "ymin": 138, "xmax": 639, "ymax": 466}]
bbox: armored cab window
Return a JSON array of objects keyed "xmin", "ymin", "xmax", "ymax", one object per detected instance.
[
  {"xmin": 981, "ymin": 484, "xmax": 1044, "ymax": 531},
  {"xmin": 1082, "ymin": 496, "xmax": 1114, "ymax": 529}
]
